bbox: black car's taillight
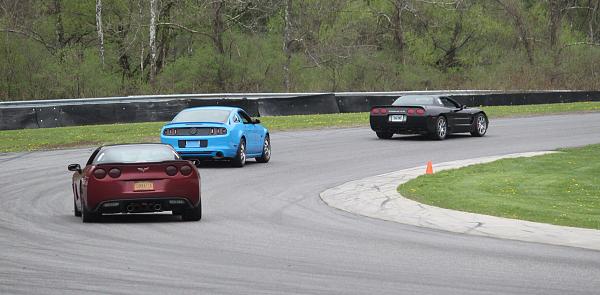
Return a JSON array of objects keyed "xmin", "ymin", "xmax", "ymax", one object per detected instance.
[
  {"xmin": 371, "ymin": 108, "xmax": 388, "ymax": 115},
  {"xmin": 407, "ymin": 108, "xmax": 425, "ymax": 116},
  {"xmin": 93, "ymin": 168, "xmax": 107, "ymax": 179}
]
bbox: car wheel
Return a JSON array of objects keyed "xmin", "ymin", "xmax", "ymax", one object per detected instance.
[
  {"xmin": 255, "ymin": 134, "xmax": 271, "ymax": 163},
  {"xmin": 376, "ymin": 131, "xmax": 393, "ymax": 139},
  {"xmin": 430, "ymin": 116, "xmax": 447, "ymax": 140},
  {"xmin": 74, "ymin": 197, "xmax": 81, "ymax": 217},
  {"xmin": 231, "ymin": 138, "xmax": 246, "ymax": 168},
  {"xmin": 182, "ymin": 202, "xmax": 202, "ymax": 221},
  {"xmin": 81, "ymin": 201, "xmax": 100, "ymax": 223},
  {"xmin": 470, "ymin": 113, "xmax": 488, "ymax": 137}
]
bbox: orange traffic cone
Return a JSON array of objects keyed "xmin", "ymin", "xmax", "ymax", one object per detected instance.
[{"xmin": 425, "ymin": 161, "xmax": 434, "ymax": 175}]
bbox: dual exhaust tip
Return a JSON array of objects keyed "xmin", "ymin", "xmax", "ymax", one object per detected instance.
[{"xmin": 126, "ymin": 203, "xmax": 162, "ymax": 213}]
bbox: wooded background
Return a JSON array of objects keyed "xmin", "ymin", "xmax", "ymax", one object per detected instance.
[{"xmin": 1, "ymin": 0, "xmax": 599, "ymax": 101}]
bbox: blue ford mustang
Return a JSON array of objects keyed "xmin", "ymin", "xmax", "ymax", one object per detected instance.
[{"xmin": 160, "ymin": 106, "xmax": 271, "ymax": 167}]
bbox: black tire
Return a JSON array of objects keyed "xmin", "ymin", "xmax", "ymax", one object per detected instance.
[
  {"xmin": 81, "ymin": 201, "xmax": 100, "ymax": 223},
  {"xmin": 255, "ymin": 134, "xmax": 271, "ymax": 163},
  {"xmin": 430, "ymin": 116, "xmax": 448, "ymax": 140},
  {"xmin": 74, "ymin": 198, "xmax": 81, "ymax": 217},
  {"xmin": 182, "ymin": 202, "xmax": 202, "ymax": 221},
  {"xmin": 231, "ymin": 138, "xmax": 246, "ymax": 168},
  {"xmin": 376, "ymin": 131, "xmax": 393, "ymax": 139},
  {"xmin": 470, "ymin": 113, "xmax": 488, "ymax": 137}
]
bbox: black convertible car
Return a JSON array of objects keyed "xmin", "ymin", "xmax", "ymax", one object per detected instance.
[{"xmin": 369, "ymin": 95, "xmax": 488, "ymax": 140}]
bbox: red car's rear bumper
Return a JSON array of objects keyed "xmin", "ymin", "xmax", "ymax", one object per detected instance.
[{"xmin": 85, "ymin": 177, "xmax": 200, "ymax": 212}]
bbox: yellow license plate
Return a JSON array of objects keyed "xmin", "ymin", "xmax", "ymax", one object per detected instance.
[{"xmin": 134, "ymin": 181, "xmax": 154, "ymax": 191}]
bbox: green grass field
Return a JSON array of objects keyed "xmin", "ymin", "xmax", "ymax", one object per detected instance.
[
  {"xmin": 398, "ymin": 144, "xmax": 600, "ymax": 229},
  {"xmin": 1, "ymin": 101, "xmax": 600, "ymax": 153}
]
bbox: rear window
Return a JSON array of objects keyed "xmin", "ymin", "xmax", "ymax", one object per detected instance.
[
  {"xmin": 172, "ymin": 109, "xmax": 231, "ymax": 123},
  {"xmin": 95, "ymin": 145, "xmax": 180, "ymax": 164},
  {"xmin": 392, "ymin": 96, "xmax": 440, "ymax": 106}
]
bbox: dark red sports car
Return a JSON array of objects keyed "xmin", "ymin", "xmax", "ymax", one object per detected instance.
[{"xmin": 68, "ymin": 144, "xmax": 201, "ymax": 222}]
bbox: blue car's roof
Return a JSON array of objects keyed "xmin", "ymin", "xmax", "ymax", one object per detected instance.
[{"xmin": 179, "ymin": 106, "xmax": 241, "ymax": 112}]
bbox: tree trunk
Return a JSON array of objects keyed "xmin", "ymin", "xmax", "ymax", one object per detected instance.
[
  {"xmin": 212, "ymin": 0, "xmax": 226, "ymax": 90},
  {"xmin": 283, "ymin": 0, "xmax": 292, "ymax": 92},
  {"xmin": 53, "ymin": 0, "xmax": 65, "ymax": 61},
  {"xmin": 589, "ymin": 0, "xmax": 599, "ymax": 43},
  {"xmin": 149, "ymin": 0, "xmax": 158, "ymax": 85},
  {"xmin": 95, "ymin": 0, "xmax": 105, "ymax": 66},
  {"xmin": 392, "ymin": 0, "xmax": 406, "ymax": 55},
  {"xmin": 549, "ymin": 0, "xmax": 566, "ymax": 50}
]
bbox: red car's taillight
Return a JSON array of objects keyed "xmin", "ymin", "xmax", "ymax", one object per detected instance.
[
  {"xmin": 108, "ymin": 168, "xmax": 121, "ymax": 178},
  {"xmin": 93, "ymin": 168, "xmax": 107, "ymax": 179},
  {"xmin": 180, "ymin": 165, "xmax": 193, "ymax": 176},
  {"xmin": 166, "ymin": 165, "xmax": 178, "ymax": 176}
]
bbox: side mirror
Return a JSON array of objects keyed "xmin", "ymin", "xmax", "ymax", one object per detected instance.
[
  {"xmin": 252, "ymin": 118, "xmax": 261, "ymax": 124},
  {"xmin": 68, "ymin": 164, "xmax": 82, "ymax": 173}
]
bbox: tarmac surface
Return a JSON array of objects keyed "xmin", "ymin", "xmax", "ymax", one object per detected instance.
[{"xmin": 2, "ymin": 113, "xmax": 600, "ymax": 294}]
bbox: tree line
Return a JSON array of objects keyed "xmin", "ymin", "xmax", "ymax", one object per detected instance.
[{"xmin": 1, "ymin": 0, "xmax": 599, "ymax": 101}]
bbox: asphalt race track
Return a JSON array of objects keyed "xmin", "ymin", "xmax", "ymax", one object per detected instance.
[{"xmin": 2, "ymin": 113, "xmax": 600, "ymax": 295}]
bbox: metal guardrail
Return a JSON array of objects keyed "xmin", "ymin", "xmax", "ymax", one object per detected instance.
[
  {"xmin": 1, "ymin": 90, "xmax": 598, "ymax": 130},
  {"xmin": 0, "ymin": 90, "xmax": 503, "ymax": 108}
]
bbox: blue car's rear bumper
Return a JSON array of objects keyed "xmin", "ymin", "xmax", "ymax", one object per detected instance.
[{"xmin": 161, "ymin": 135, "xmax": 239, "ymax": 159}]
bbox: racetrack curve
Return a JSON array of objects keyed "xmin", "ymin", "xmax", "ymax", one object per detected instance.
[{"xmin": 2, "ymin": 113, "xmax": 600, "ymax": 295}]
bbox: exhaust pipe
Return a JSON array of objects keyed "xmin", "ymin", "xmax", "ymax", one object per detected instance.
[
  {"xmin": 153, "ymin": 204, "xmax": 162, "ymax": 211},
  {"xmin": 126, "ymin": 204, "xmax": 135, "ymax": 213}
]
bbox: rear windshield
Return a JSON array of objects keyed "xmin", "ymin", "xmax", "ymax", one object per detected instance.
[
  {"xmin": 94, "ymin": 145, "xmax": 180, "ymax": 164},
  {"xmin": 392, "ymin": 96, "xmax": 440, "ymax": 106},
  {"xmin": 172, "ymin": 109, "xmax": 231, "ymax": 123}
]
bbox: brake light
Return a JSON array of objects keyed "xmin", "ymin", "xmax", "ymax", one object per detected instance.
[
  {"xmin": 164, "ymin": 128, "xmax": 177, "ymax": 136},
  {"xmin": 416, "ymin": 108, "xmax": 425, "ymax": 115},
  {"xmin": 108, "ymin": 168, "xmax": 121, "ymax": 178},
  {"xmin": 166, "ymin": 165, "xmax": 178, "ymax": 176},
  {"xmin": 371, "ymin": 108, "xmax": 380, "ymax": 115},
  {"xmin": 380, "ymin": 108, "xmax": 388, "ymax": 115},
  {"xmin": 180, "ymin": 165, "xmax": 193, "ymax": 176},
  {"xmin": 93, "ymin": 168, "xmax": 107, "ymax": 179},
  {"xmin": 407, "ymin": 108, "xmax": 415, "ymax": 115}
]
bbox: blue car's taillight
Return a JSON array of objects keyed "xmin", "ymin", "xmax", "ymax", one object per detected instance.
[
  {"xmin": 210, "ymin": 128, "xmax": 227, "ymax": 135},
  {"xmin": 163, "ymin": 128, "xmax": 177, "ymax": 136}
]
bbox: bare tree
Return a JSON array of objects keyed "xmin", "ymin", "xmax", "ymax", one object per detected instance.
[
  {"xmin": 589, "ymin": 0, "xmax": 599, "ymax": 42},
  {"xmin": 95, "ymin": 0, "xmax": 105, "ymax": 66},
  {"xmin": 149, "ymin": 0, "xmax": 158, "ymax": 84},
  {"xmin": 283, "ymin": 0, "xmax": 292, "ymax": 92},
  {"xmin": 496, "ymin": 0, "xmax": 534, "ymax": 65}
]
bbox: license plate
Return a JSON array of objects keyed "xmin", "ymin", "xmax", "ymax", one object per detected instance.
[
  {"xmin": 185, "ymin": 140, "xmax": 208, "ymax": 148},
  {"xmin": 389, "ymin": 114, "xmax": 407, "ymax": 122},
  {"xmin": 186, "ymin": 141, "xmax": 200, "ymax": 148},
  {"xmin": 134, "ymin": 181, "xmax": 154, "ymax": 191}
]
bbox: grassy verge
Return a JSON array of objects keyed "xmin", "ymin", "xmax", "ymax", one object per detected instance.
[
  {"xmin": 399, "ymin": 144, "xmax": 600, "ymax": 229},
  {"xmin": 1, "ymin": 101, "xmax": 600, "ymax": 153}
]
